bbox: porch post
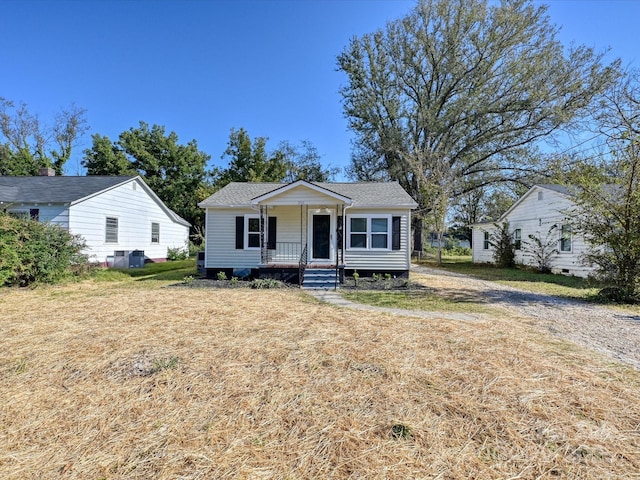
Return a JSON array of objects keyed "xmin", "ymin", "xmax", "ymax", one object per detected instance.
[{"xmin": 259, "ymin": 205, "xmax": 266, "ymax": 264}]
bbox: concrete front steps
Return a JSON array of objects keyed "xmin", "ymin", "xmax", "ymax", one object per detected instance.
[{"xmin": 302, "ymin": 268, "xmax": 339, "ymax": 290}]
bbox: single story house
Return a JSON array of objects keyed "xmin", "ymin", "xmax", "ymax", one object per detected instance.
[
  {"xmin": 0, "ymin": 171, "xmax": 190, "ymax": 265},
  {"xmin": 198, "ymin": 180, "xmax": 418, "ymax": 287},
  {"xmin": 471, "ymin": 184, "xmax": 591, "ymax": 277}
]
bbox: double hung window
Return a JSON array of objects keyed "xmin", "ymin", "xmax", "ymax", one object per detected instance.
[{"xmin": 347, "ymin": 215, "xmax": 391, "ymax": 250}]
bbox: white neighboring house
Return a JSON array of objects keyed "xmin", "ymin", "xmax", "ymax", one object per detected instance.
[
  {"xmin": 471, "ymin": 184, "xmax": 592, "ymax": 278},
  {"xmin": 198, "ymin": 180, "xmax": 418, "ymax": 286},
  {"xmin": 0, "ymin": 172, "xmax": 190, "ymax": 265}
]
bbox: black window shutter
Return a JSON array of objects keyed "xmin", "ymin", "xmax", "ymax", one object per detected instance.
[
  {"xmin": 267, "ymin": 216, "xmax": 277, "ymax": 250},
  {"xmin": 337, "ymin": 215, "xmax": 343, "ymax": 248},
  {"xmin": 392, "ymin": 216, "xmax": 401, "ymax": 250},
  {"xmin": 235, "ymin": 216, "xmax": 244, "ymax": 249}
]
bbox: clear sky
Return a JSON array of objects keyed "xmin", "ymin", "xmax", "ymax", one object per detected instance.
[{"xmin": 1, "ymin": 0, "xmax": 638, "ymax": 179}]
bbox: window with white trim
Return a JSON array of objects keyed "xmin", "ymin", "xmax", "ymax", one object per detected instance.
[
  {"xmin": 513, "ymin": 228, "xmax": 522, "ymax": 250},
  {"xmin": 151, "ymin": 222, "xmax": 160, "ymax": 244},
  {"xmin": 105, "ymin": 217, "xmax": 118, "ymax": 243},
  {"xmin": 560, "ymin": 224, "xmax": 572, "ymax": 252},
  {"xmin": 347, "ymin": 215, "xmax": 391, "ymax": 250},
  {"xmin": 483, "ymin": 231, "xmax": 490, "ymax": 250},
  {"xmin": 246, "ymin": 215, "xmax": 260, "ymax": 249}
]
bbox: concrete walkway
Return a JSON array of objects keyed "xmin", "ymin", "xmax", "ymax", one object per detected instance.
[{"xmin": 307, "ymin": 288, "xmax": 483, "ymax": 323}]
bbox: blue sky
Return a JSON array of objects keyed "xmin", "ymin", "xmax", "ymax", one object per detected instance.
[{"xmin": 1, "ymin": 0, "xmax": 638, "ymax": 179}]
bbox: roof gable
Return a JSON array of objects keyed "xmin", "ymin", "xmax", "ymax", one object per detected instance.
[
  {"xmin": 498, "ymin": 184, "xmax": 573, "ymax": 222},
  {"xmin": 251, "ymin": 180, "xmax": 353, "ymax": 205}
]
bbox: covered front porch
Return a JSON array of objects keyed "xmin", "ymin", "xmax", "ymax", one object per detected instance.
[{"xmin": 250, "ymin": 182, "xmax": 353, "ymax": 287}]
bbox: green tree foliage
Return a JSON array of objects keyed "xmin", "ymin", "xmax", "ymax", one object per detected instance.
[
  {"xmin": 216, "ymin": 128, "xmax": 287, "ymax": 185},
  {"xmin": 82, "ymin": 122, "xmax": 212, "ymax": 231},
  {"xmin": 0, "ymin": 213, "xmax": 88, "ymax": 286},
  {"xmin": 567, "ymin": 72, "xmax": 640, "ymax": 302},
  {"xmin": 489, "ymin": 222, "xmax": 516, "ymax": 268},
  {"xmin": 278, "ymin": 140, "xmax": 339, "ymax": 182},
  {"xmin": 83, "ymin": 134, "xmax": 134, "ymax": 175},
  {"xmin": 337, "ymin": 0, "xmax": 619, "ymax": 245},
  {"xmin": 0, "ymin": 98, "xmax": 88, "ymax": 175},
  {"xmin": 216, "ymin": 128, "xmax": 337, "ymax": 187}
]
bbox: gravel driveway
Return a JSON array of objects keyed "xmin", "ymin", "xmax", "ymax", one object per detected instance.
[{"xmin": 411, "ymin": 265, "xmax": 640, "ymax": 370}]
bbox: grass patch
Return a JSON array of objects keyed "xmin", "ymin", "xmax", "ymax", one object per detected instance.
[
  {"xmin": 342, "ymin": 290, "xmax": 495, "ymax": 313},
  {"xmin": 93, "ymin": 258, "xmax": 197, "ymax": 282},
  {"xmin": 2, "ymin": 281, "xmax": 640, "ymax": 478},
  {"xmin": 416, "ymin": 257, "xmax": 601, "ymax": 300}
]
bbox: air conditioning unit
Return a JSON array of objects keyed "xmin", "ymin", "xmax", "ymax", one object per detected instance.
[
  {"xmin": 129, "ymin": 250, "xmax": 145, "ymax": 268},
  {"xmin": 113, "ymin": 250, "xmax": 145, "ymax": 268},
  {"xmin": 197, "ymin": 251, "xmax": 205, "ymax": 274},
  {"xmin": 113, "ymin": 250, "xmax": 130, "ymax": 268}
]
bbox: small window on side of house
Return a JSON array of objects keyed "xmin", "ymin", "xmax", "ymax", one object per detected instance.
[
  {"xmin": 483, "ymin": 231, "xmax": 490, "ymax": 250},
  {"xmin": 30, "ymin": 209, "xmax": 39, "ymax": 221},
  {"xmin": 513, "ymin": 228, "xmax": 522, "ymax": 250},
  {"xmin": 151, "ymin": 222, "xmax": 160, "ymax": 244},
  {"xmin": 560, "ymin": 224, "xmax": 572, "ymax": 252},
  {"xmin": 105, "ymin": 217, "xmax": 118, "ymax": 243},
  {"xmin": 538, "ymin": 191, "xmax": 543, "ymax": 201},
  {"xmin": 246, "ymin": 216, "xmax": 261, "ymax": 249}
]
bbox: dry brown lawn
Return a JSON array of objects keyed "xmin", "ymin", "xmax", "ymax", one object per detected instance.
[{"xmin": 1, "ymin": 279, "xmax": 640, "ymax": 479}]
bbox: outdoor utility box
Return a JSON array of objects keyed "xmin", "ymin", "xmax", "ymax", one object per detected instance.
[
  {"xmin": 197, "ymin": 251, "xmax": 205, "ymax": 274},
  {"xmin": 113, "ymin": 250, "xmax": 145, "ymax": 268},
  {"xmin": 129, "ymin": 250, "xmax": 145, "ymax": 268}
]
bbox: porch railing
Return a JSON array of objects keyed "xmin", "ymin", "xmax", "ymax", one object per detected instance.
[
  {"xmin": 265, "ymin": 242, "xmax": 303, "ymax": 264},
  {"xmin": 298, "ymin": 243, "xmax": 308, "ymax": 287}
]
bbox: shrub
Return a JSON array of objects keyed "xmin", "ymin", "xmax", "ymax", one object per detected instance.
[
  {"xmin": 489, "ymin": 222, "xmax": 516, "ymax": 268},
  {"xmin": 216, "ymin": 271, "xmax": 228, "ymax": 281},
  {"xmin": 250, "ymin": 278, "xmax": 282, "ymax": 289},
  {"xmin": 167, "ymin": 246, "xmax": 188, "ymax": 261},
  {"xmin": 0, "ymin": 213, "xmax": 88, "ymax": 287}
]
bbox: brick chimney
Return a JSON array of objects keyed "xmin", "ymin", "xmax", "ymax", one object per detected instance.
[{"xmin": 38, "ymin": 168, "xmax": 55, "ymax": 176}]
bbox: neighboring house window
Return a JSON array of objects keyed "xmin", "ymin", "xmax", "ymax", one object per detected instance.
[
  {"xmin": 560, "ymin": 224, "xmax": 572, "ymax": 252},
  {"xmin": 151, "ymin": 222, "xmax": 160, "ymax": 244},
  {"xmin": 483, "ymin": 231, "xmax": 490, "ymax": 250},
  {"xmin": 538, "ymin": 191, "xmax": 543, "ymax": 201},
  {"xmin": 513, "ymin": 228, "xmax": 522, "ymax": 250},
  {"xmin": 30, "ymin": 209, "xmax": 39, "ymax": 221},
  {"xmin": 105, "ymin": 217, "xmax": 118, "ymax": 243},
  {"xmin": 347, "ymin": 215, "xmax": 391, "ymax": 250},
  {"xmin": 246, "ymin": 215, "xmax": 260, "ymax": 249}
]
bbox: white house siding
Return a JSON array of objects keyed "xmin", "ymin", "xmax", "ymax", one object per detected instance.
[
  {"xmin": 260, "ymin": 186, "xmax": 345, "ymax": 206},
  {"xmin": 472, "ymin": 224, "xmax": 496, "ymax": 264},
  {"xmin": 344, "ymin": 208, "xmax": 412, "ymax": 272},
  {"xmin": 68, "ymin": 179, "xmax": 189, "ymax": 264},
  {"xmin": 472, "ymin": 186, "xmax": 591, "ymax": 277},
  {"xmin": 266, "ymin": 205, "xmax": 307, "ymax": 263},
  {"xmin": 204, "ymin": 207, "xmax": 261, "ymax": 269}
]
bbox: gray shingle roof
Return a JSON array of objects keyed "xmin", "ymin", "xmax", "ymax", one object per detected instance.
[
  {"xmin": 198, "ymin": 181, "xmax": 418, "ymax": 208},
  {"xmin": 537, "ymin": 184, "xmax": 572, "ymax": 196},
  {"xmin": 0, "ymin": 175, "xmax": 190, "ymax": 227},
  {"xmin": 0, "ymin": 176, "xmax": 135, "ymax": 203}
]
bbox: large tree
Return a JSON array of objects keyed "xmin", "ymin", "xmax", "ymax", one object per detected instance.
[
  {"xmin": 82, "ymin": 122, "xmax": 212, "ymax": 231},
  {"xmin": 216, "ymin": 128, "xmax": 337, "ymax": 187},
  {"xmin": 567, "ymin": 72, "xmax": 640, "ymax": 302},
  {"xmin": 337, "ymin": 0, "xmax": 619, "ymax": 249},
  {"xmin": 0, "ymin": 98, "xmax": 88, "ymax": 175}
]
